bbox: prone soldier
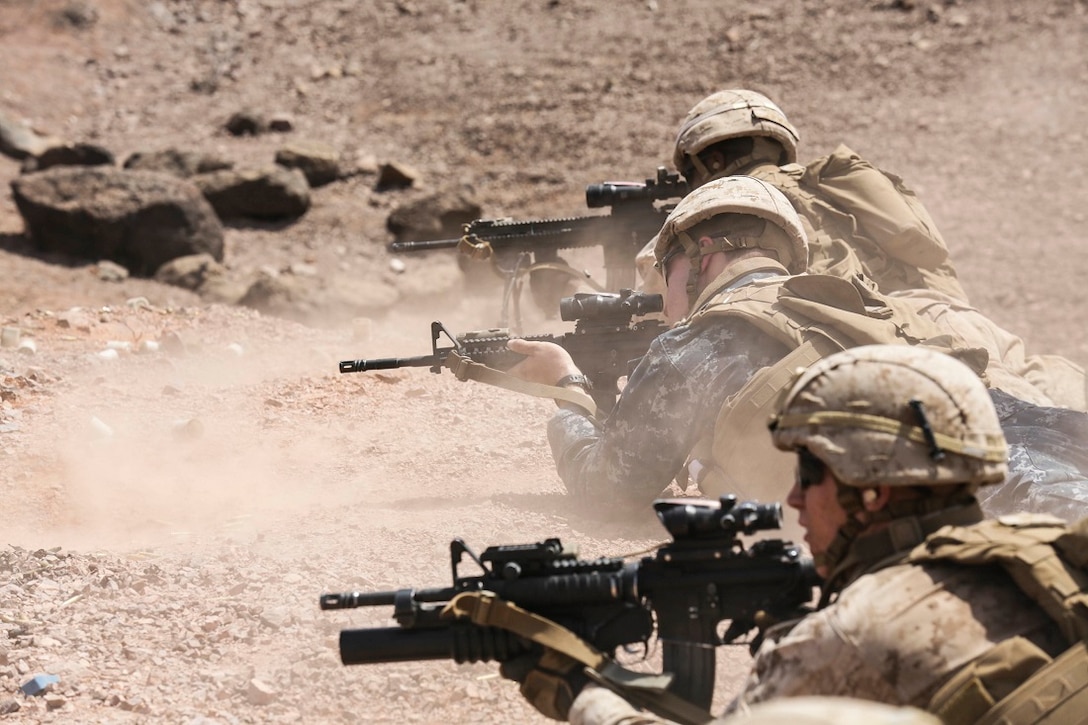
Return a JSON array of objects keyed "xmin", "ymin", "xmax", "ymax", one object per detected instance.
[
  {"xmin": 501, "ymin": 345, "xmax": 1088, "ymax": 724},
  {"xmin": 508, "ymin": 174, "xmax": 1088, "ymax": 521},
  {"xmin": 640, "ymin": 88, "xmax": 1086, "ymax": 412}
]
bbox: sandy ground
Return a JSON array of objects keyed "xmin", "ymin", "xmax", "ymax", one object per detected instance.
[{"xmin": 1, "ymin": 0, "xmax": 1086, "ymax": 722}]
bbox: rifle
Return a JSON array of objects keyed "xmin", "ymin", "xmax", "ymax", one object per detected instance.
[
  {"xmin": 338, "ymin": 289, "xmax": 668, "ymax": 415},
  {"xmin": 388, "ymin": 167, "xmax": 688, "ymax": 327},
  {"xmin": 321, "ymin": 495, "xmax": 819, "ymax": 722}
]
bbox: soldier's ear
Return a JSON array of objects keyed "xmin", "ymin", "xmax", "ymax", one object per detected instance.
[{"xmin": 862, "ymin": 486, "xmax": 892, "ymax": 512}]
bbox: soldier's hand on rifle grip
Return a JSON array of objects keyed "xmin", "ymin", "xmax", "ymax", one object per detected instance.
[
  {"xmin": 500, "ymin": 646, "xmax": 590, "ymax": 722},
  {"xmin": 506, "ymin": 339, "xmax": 581, "ymax": 387}
]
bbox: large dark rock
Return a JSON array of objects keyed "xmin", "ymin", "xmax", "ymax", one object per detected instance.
[
  {"xmin": 21, "ymin": 142, "xmax": 115, "ymax": 172},
  {"xmin": 386, "ymin": 188, "xmax": 482, "ymax": 243},
  {"xmin": 10, "ymin": 166, "xmax": 224, "ymax": 276},
  {"xmin": 193, "ymin": 166, "xmax": 311, "ymax": 220},
  {"xmin": 123, "ymin": 148, "xmax": 233, "ymax": 178}
]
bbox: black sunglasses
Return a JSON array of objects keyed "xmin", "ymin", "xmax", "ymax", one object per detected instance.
[{"xmin": 796, "ymin": 448, "xmax": 826, "ymax": 490}]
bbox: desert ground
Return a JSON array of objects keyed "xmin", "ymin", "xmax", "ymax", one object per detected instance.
[{"xmin": 1, "ymin": 1, "xmax": 1086, "ymax": 722}]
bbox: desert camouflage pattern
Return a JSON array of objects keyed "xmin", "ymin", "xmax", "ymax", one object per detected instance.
[
  {"xmin": 571, "ymin": 688, "xmax": 939, "ymax": 725},
  {"xmin": 652, "ymin": 175, "xmax": 809, "ymax": 275},
  {"xmin": 891, "ymin": 288, "xmax": 1087, "ymax": 412},
  {"xmin": 771, "ymin": 345, "xmax": 1008, "ymax": 489},
  {"xmin": 729, "ymin": 554, "xmax": 1066, "ymax": 714},
  {"xmin": 741, "ymin": 161, "xmax": 970, "ymax": 301},
  {"xmin": 673, "ymin": 89, "xmax": 800, "ymax": 170}
]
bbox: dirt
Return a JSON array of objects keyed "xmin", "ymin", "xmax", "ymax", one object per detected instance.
[{"xmin": 0, "ymin": 0, "xmax": 1086, "ymax": 722}]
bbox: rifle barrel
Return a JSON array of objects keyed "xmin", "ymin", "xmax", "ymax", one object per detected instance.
[
  {"xmin": 388, "ymin": 238, "xmax": 460, "ymax": 253},
  {"xmin": 339, "ymin": 354, "xmax": 438, "ymax": 373},
  {"xmin": 320, "ymin": 591, "xmax": 397, "ymax": 609}
]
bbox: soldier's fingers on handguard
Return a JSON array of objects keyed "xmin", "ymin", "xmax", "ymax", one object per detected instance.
[{"xmin": 506, "ymin": 339, "xmax": 581, "ymax": 386}]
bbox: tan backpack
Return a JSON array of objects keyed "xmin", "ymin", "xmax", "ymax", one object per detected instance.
[
  {"xmin": 910, "ymin": 515, "xmax": 1088, "ymax": 724},
  {"xmin": 750, "ymin": 147, "xmax": 967, "ymax": 301},
  {"xmin": 799, "ymin": 144, "xmax": 950, "ymax": 270}
]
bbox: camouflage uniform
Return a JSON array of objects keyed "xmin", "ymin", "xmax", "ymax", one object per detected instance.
[
  {"xmin": 980, "ymin": 389, "xmax": 1088, "ymax": 521},
  {"xmin": 656, "ymin": 89, "xmax": 1088, "ymax": 413},
  {"xmin": 554, "ymin": 179, "xmax": 1088, "ymax": 518},
  {"xmin": 548, "ymin": 268, "xmax": 789, "ymax": 503},
  {"xmin": 571, "ymin": 690, "xmax": 938, "ymax": 725},
  {"xmin": 728, "ymin": 519, "xmax": 1067, "ymax": 714},
  {"xmin": 565, "ymin": 511, "xmax": 1067, "ymax": 725},
  {"xmin": 560, "ymin": 347, "xmax": 1076, "ymax": 725}
]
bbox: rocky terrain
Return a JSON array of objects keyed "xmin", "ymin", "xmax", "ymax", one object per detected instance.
[{"xmin": 0, "ymin": 0, "xmax": 1086, "ymax": 722}]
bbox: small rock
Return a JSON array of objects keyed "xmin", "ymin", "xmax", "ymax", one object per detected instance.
[
  {"xmin": 246, "ymin": 678, "xmax": 277, "ymax": 706},
  {"xmin": 225, "ymin": 110, "xmax": 266, "ymax": 136},
  {"xmin": 287, "ymin": 262, "xmax": 318, "ymax": 277},
  {"xmin": 374, "ymin": 161, "xmax": 419, "ymax": 191},
  {"xmin": 268, "ymin": 113, "xmax": 295, "ymax": 132},
  {"xmin": 44, "ymin": 693, "xmax": 66, "ymax": 710},
  {"xmin": 0, "ymin": 698, "xmax": 20, "ymax": 715}
]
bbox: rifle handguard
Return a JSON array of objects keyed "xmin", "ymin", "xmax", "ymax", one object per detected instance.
[{"xmin": 442, "ymin": 592, "xmax": 607, "ymax": 669}]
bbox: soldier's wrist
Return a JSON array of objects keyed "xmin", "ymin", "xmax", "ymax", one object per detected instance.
[{"xmin": 555, "ymin": 373, "xmax": 591, "ymax": 391}]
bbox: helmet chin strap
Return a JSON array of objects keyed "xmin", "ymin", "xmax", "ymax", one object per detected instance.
[
  {"xmin": 674, "ymin": 230, "xmax": 763, "ymax": 309},
  {"xmin": 816, "ymin": 483, "xmax": 870, "ymax": 599},
  {"xmin": 818, "ymin": 484, "xmax": 981, "ymax": 605}
]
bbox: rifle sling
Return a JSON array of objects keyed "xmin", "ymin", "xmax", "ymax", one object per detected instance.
[
  {"xmin": 443, "ymin": 592, "xmax": 714, "ymax": 725},
  {"xmin": 445, "ymin": 351, "xmax": 598, "ymax": 418}
]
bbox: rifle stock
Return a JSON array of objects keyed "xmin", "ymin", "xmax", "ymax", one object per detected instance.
[{"xmin": 321, "ymin": 496, "xmax": 819, "ymax": 719}]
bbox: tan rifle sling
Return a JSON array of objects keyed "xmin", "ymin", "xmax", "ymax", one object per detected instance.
[
  {"xmin": 444, "ymin": 351, "xmax": 597, "ymax": 417},
  {"xmin": 443, "ymin": 592, "xmax": 715, "ymax": 725},
  {"xmin": 909, "ymin": 515, "xmax": 1088, "ymax": 725}
]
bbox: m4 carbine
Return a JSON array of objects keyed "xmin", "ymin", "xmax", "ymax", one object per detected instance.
[
  {"xmin": 321, "ymin": 495, "xmax": 818, "ymax": 724},
  {"xmin": 338, "ymin": 289, "xmax": 667, "ymax": 415},
  {"xmin": 387, "ymin": 167, "xmax": 688, "ymax": 326}
]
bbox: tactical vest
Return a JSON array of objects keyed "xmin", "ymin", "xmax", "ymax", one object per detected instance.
[
  {"xmin": 910, "ymin": 514, "xmax": 1088, "ymax": 725},
  {"xmin": 743, "ymin": 150, "xmax": 969, "ymax": 303},
  {"xmin": 682, "ymin": 269, "xmax": 987, "ymax": 505}
]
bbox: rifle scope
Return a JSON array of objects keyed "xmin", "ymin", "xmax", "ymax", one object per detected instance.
[
  {"xmin": 560, "ymin": 289, "xmax": 663, "ymax": 323},
  {"xmin": 585, "ymin": 166, "xmax": 689, "ymax": 209},
  {"xmin": 655, "ymin": 495, "xmax": 782, "ymax": 541}
]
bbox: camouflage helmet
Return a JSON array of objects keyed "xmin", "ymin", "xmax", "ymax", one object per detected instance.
[
  {"xmin": 769, "ymin": 345, "xmax": 1007, "ymax": 490},
  {"xmin": 653, "ymin": 175, "xmax": 808, "ymax": 274},
  {"xmin": 673, "ymin": 89, "xmax": 800, "ymax": 173}
]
